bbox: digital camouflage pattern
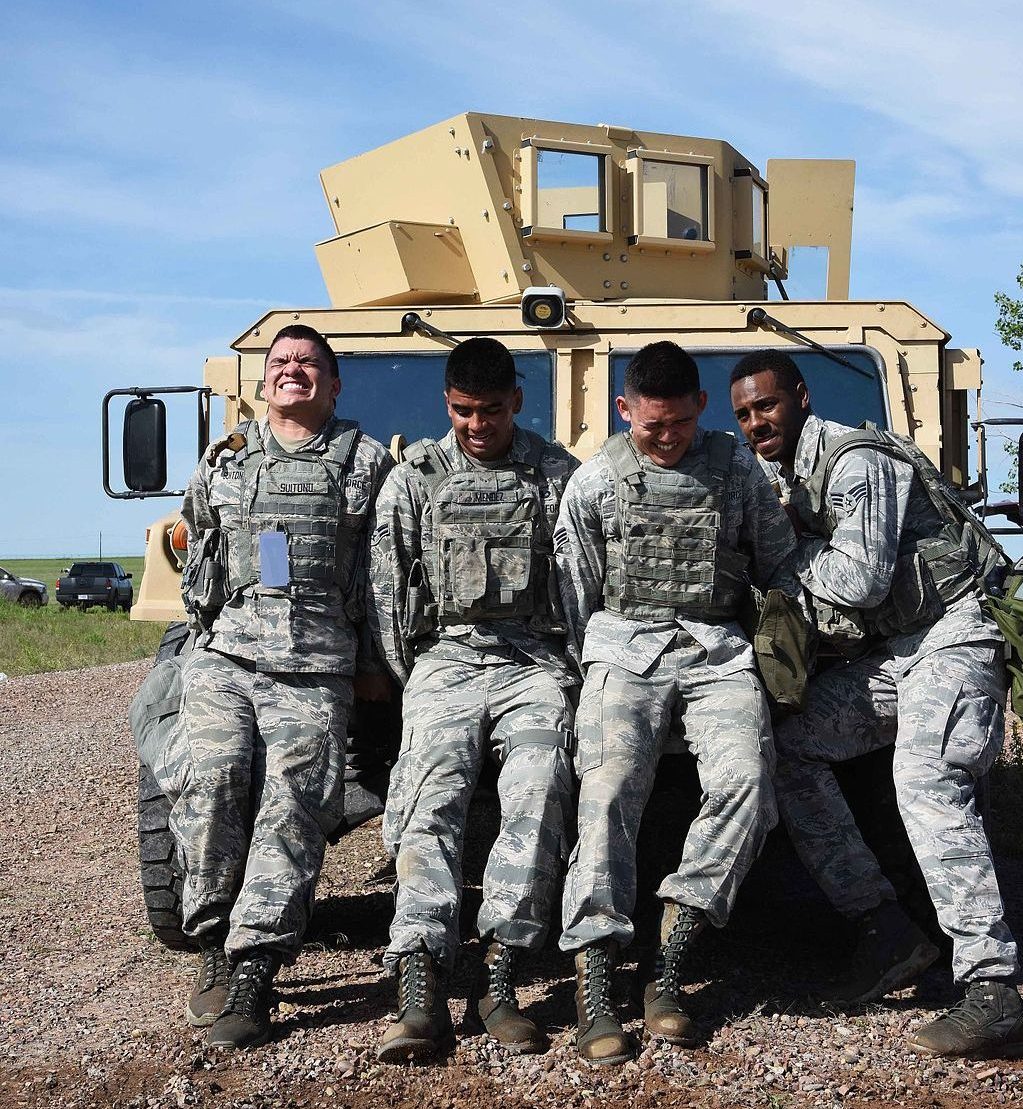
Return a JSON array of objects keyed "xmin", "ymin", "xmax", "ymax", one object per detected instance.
[
  {"xmin": 773, "ymin": 413, "xmax": 1018, "ymax": 983},
  {"xmin": 181, "ymin": 416, "xmax": 392, "ymax": 673},
  {"xmin": 367, "ymin": 427, "xmax": 578, "ymax": 687},
  {"xmin": 401, "ymin": 428, "xmax": 565, "ymax": 631},
  {"xmin": 560, "ymin": 643, "xmax": 775, "ymax": 951},
  {"xmin": 600, "ymin": 430, "xmax": 749, "ymax": 622},
  {"xmin": 555, "ymin": 426, "xmax": 800, "ymax": 677},
  {"xmin": 172, "ymin": 415, "xmax": 390, "ymax": 961},
  {"xmin": 382, "ymin": 654, "xmax": 573, "ymax": 971},
  {"xmin": 555, "ymin": 427, "xmax": 797, "ymax": 952},
  {"xmin": 169, "ymin": 649, "xmax": 353, "ymax": 962},
  {"xmin": 367, "ymin": 427, "xmax": 579, "ymax": 972}
]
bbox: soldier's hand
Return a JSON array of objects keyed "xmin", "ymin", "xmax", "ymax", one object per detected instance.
[{"xmin": 353, "ymin": 672, "xmax": 394, "ymax": 702}]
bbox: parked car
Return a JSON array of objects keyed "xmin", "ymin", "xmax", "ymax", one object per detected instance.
[
  {"xmin": 56, "ymin": 561, "xmax": 133, "ymax": 612},
  {"xmin": 0, "ymin": 566, "xmax": 49, "ymax": 607}
]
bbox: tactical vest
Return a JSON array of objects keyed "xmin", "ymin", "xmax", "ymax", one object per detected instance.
[
  {"xmin": 216, "ymin": 417, "xmax": 361, "ymax": 597},
  {"xmin": 790, "ymin": 424, "xmax": 1008, "ymax": 637},
  {"xmin": 601, "ymin": 431, "xmax": 748, "ymax": 622},
  {"xmin": 404, "ymin": 430, "xmax": 564, "ymax": 632}
]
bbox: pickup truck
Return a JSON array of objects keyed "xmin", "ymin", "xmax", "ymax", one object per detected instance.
[
  {"xmin": 0, "ymin": 566, "xmax": 49, "ymax": 607},
  {"xmin": 56, "ymin": 561, "xmax": 133, "ymax": 612}
]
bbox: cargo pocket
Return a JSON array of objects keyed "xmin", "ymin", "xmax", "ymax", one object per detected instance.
[{"xmin": 574, "ymin": 664, "xmax": 609, "ymax": 776}]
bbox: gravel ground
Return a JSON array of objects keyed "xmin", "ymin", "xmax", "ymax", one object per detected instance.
[{"xmin": 2, "ymin": 661, "xmax": 1023, "ymax": 1108}]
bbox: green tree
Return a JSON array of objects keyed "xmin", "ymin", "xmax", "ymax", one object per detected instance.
[{"xmin": 994, "ymin": 264, "xmax": 1023, "ymax": 494}]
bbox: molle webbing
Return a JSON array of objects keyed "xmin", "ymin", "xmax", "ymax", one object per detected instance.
[
  {"xmin": 601, "ymin": 431, "xmax": 745, "ymax": 621},
  {"xmin": 229, "ymin": 419, "xmax": 361, "ymax": 592},
  {"xmin": 406, "ymin": 431, "xmax": 560, "ymax": 628}
]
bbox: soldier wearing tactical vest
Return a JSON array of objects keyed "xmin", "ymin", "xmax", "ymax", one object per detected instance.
[
  {"xmin": 174, "ymin": 324, "xmax": 393, "ymax": 1050},
  {"xmin": 367, "ymin": 337, "xmax": 579, "ymax": 1062},
  {"xmin": 730, "ymin": 349, "xmax": 1022, "ymax": 1058},
  {"xmin": 556, "ymin": 341, "xmax": 799, "ymax": 1065}
]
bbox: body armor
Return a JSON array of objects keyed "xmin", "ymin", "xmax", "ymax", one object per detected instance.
[
  {"xmin": 601, "ymin": 431, "xmax": 748, "ymax": 622},
  {"xmin": 790, "ymin": 424, "xmax": 1007, "ymax": 638},
  {"xmin": 404, "ymin": 429, "xmax": 563, "ymax": 632},
  {"xmin": 212, "ymin": 417, "xmax": 361, "ymax": 599}
]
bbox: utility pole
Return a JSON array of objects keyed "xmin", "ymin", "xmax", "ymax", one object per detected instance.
[{"xmin": 99, "ymin": 531, "xmax": 103, "ymax": 559}]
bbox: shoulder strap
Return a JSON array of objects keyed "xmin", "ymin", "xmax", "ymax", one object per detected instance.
[
  {"xmin": 404, "ymin": 438, "xmax": 454, "ymax": 493},
  {"xmin": 814, "ymin": 425, "xmax": 1009, "ymax": 577},
  {"xmin": 518, "ymin": 428, "xmax": 549, "ymax": 473},
  {"xmin": 704, "ymin": 430, "xmax": 735, "ymax": 480},
  {"xmin": 602, "ymin": 433, "xmax": 644, "ymax": 489},
  {"xmin": 326, "ymin": 419, "xmax": 361, "ymax": 473}
]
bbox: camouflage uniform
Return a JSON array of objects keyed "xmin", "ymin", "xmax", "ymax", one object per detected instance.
[
  {"xmin": 367, "ymin": 427, "xmax": 579, "ymax": 973},
  {"xmin": 171, "ymin": 416, "xmax": 392, "ymax": 963},
  {"xmin": 558, "ymin": 427, "xmax": 799, "ymax": 952},
  {"xmin": 773, "ymin": 413, "xmax": 1018, "ymax": 983}
]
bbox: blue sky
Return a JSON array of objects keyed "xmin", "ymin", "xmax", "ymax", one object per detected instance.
[{"xmin": 2, "ymin": 0, "xmax": 1021, "ymax": 558}]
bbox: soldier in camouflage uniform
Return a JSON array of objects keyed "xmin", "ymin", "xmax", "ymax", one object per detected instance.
[
  {"xmin": 730, "ymin": 349, "xmax": 1022, "ymax": 1058},
  {"xmin": 367, "ymin": 337, "xmax": 579, "ymax": 1062},
  {"xmin": 557, "ymin": 342, "xmax": 800, "ymax": 1065},
  {"xmin": 172, "ymin": 324, "xmax": 392, "ymax": 1050}
]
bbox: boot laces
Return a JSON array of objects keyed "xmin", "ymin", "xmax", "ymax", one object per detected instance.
[
  {"xmin": 659, "ymin": 911, "xmax": 702, "ymax": 996},
  {"xmin": 221, "ymin": 954, "xmax": 275, "ymax": 1019},
  {"xmin": 488, "ymin": 945, "xmax": 517, "ymax": 1007},
  {"xmin": 198, "ymin": 947, "xmax": 230, "ymax": 993},
  {"xmin": 935, "ymin": 982, "xmax": 1006, "ymax": 1034},
  {"xmin": 582, "ymin": 946, "xmax": 615, "ymax": 1020},
  {"xmin": 398, "ymin": 952, "xmax": 430, "ymax": 1010}
]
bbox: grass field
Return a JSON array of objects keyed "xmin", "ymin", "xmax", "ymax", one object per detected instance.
[{"xmin": 0, "ymin": 556, "xmax": 165, "ymax": 676}]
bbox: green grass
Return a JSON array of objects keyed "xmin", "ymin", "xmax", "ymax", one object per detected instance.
[
  {"xmin": 1, "ymin": 556, "xmax": 146, "ymax": 586},
  {"xmin": 0, "ymin": 595, "xmax": 166, "ymax": 676}
]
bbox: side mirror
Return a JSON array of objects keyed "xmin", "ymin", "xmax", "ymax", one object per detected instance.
[
  {"xmin": 123, "ymin": 396, "xmax": 168, "ymax": 493},
  {"xmin": 102, "ymin": 385, "xmax": 210, "ymax": 500},
  {"xmin": 125, "ymin": 572, "xmax": 133, "ymax": 579}
]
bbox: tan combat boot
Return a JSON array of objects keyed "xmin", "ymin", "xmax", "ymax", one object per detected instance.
[
  {"xmin": 469, "ymin": 941, "xmax": 548, "ymax": 1053},
  {"xmin": 574, "ymin": 943, "xmax": 633, "ymax": 1065},
  {"xmin": 377, "ymin": 950, "xmax": 454, "ymax": 1063},
  {"xmin": 642, "ymin": 902, "xmax": 705, "ymax": 1045}
]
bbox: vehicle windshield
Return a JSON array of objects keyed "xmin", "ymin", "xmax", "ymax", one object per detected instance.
[
  {"xmin": 610, "ymin": 346, "xmax": 888, "ymax": 436},
  {"xmin": 335, "ymin": 351, "xmax": 555, "ymax": 446}
]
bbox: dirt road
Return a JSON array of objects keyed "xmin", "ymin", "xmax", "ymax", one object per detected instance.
[{"xmin": 1, "ymin": 662, "xmax": 1021, "ymax": 1108}]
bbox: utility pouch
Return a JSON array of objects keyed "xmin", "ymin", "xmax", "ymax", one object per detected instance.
[
  {"xmin": 181, "ymin": 527, "xmax": 228, "ymax": 631},
  {"xmin": 741, "ymin": 588, "xmax": 811, "ymax": 712}
]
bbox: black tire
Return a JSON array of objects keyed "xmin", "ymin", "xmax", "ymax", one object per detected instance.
[
  {"xmin": 156, "ymin": 621, "xmax": 191, "ymax": 661},
  {"xmin": 17, "ymin": 591, "xmax": 42, "ymax": 608},
  {"xmin": 138, "ymin": 761, "xmax": 195, "ymax": 951},
  {"xmin": 107, "ymin": 594, "xmax": 117, "ymax": 612}
]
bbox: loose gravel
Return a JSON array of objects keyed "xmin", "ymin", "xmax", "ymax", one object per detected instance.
[{"xmin": 1, "ymin": 662, "xmax": 1022, "ymax": 1108}]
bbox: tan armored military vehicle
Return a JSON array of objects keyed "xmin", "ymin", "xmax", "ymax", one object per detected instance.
[{"xmin": 106, "ymin": 112, "xmax": 1022, "ymax": 949}]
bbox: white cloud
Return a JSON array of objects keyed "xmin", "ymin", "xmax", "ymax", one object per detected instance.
[{"xmin": 703, "ymin": 0, "xmax": 1023, "ymax": 197}]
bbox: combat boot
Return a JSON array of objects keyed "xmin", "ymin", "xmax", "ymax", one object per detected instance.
[
  {"xmin": 574, "ymin": 943, "xmax": 633, "ymax": 1065},
  {"xmin": 907, "ymin": 979, "xmax": 1023, "ymax": 1057},
  {"xmin": 642, "ymin": 902, "xmax": 704, "ymax": 1045},
  {"xmin": 186, "ymin": 940, "xmax": 231, "ymax": 1027},
  {"xmin": 468, "ymin": 941, "xmax": 547, "ymax": 1053},
  {"xmin": 377, "ymin": 950, "xmax": 454, "ymax": 1063},
  {"xmin": 826, "ymin": 899, "xmax": 939, "ymax": 1008},
  {"xmin": 206, "ymin": 951, "xmax": 277, "ymax": 1050}
]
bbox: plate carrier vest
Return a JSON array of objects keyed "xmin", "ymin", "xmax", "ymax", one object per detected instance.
[
  {"xmin": 601, "ymin": 430, "xmax": 749, "ymax": 621},
  {"xmin": 403, "ymin": 429, "xmax": 564, "ymax": 633},
  {"xmin": 220, "ymin": 417, "xmax": 362, "ymax": 597}
]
